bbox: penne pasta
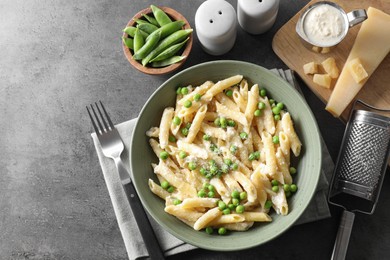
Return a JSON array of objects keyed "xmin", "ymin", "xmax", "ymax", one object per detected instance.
[{"xmin": 146, "ymin": 76, "xmax": 303, "ymax": 233}]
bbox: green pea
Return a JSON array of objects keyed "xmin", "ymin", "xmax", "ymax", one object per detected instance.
[
  {"xmin": 173, "ymin": 199, "xmax": 182, "ymax": 205},
  {"xmin": 264, "ymin": 200, "xmax": 273, "ymax": 209},
  {"xmin": 240, "ymin": 132, "xmax": 248, "ymax": 140},
  {"xmin": 173, "ymin": 116, "xmax": 181, "ymax": 125},
  {"xmin": 133, "ymin": 30, "xmax": 161, "ymax": 60},
  {"xmin": 181, "ymin": 127, "xmax": 189, "ymax": 136},
  {"xmin": 142, "ymin": 29, "xmax": 193, "ymax": 66},
  {"xmin": 214, "ymin": 117, "xmax": 221, "ymax": 127},
  {"xmin": 269, "ymin": 99, "xmax": 275, "ymax": 105},
  {"xmin": 232, "ymin": 198, "xmax": 240, "ymax": 206},
  {"xmin": 205, "ymin": 227, "xmax": 213, "ymax": 234},
  {"xmin": 283, "ymin": 184, "xmax": 290, "ymax": 192},
  {"xmin": 185, "ymin": 122, "xmax": 191, "ymax": 129},
  {"xmin": 133, "ymin": 28, "xmax": 145, "ymax": 53},
  {"xmin": 122, "ymin": 37, "xmax": 134, "ymax": 50},
  {"xmin": 258, "ymin": 102, "xmax": 266, "ymax": 110},
  {"xmin": 249, "ymin": 152, "xmax": 257, "ymax": 161},
  {"xmin": 208, "ymin": 184, "xmax": 215, "ymax": 192},
  {"xmin": 285, "ymin": 190, "xmax": 292, "ymax": 198},
  {"xmin": 208, "ymin": 191, "xmax": 215, "ymax": 198},
  {"xmin": 209, "ymin": 159, "xmax": 216, "ymax": 166},
  {"xmin": 290, "ymin": 167, "xmax": 297, "ymax": 174},
  {"xmin": 202, "ymin": 182, "xmax": 209, "ymax": 189},
  {"xmin": 231, "ymin": 163, "xmax": 238, "ymax": 170},
  {"xmin": 203, "ymin": 134, "xmax": 211, "ymax": 141},
  {"xmin": 188, "ymin": 162, "xmax": 197, "ymax": 170},
  {"xmin": 149, "ymin": 37, "xmax": 189, "ymax": 63},
  {"xmin": 168, "ymin": 135, "xmax": 176, "ymax": 142},
  {"xmin": 230, "ymin": 145, "xmax": 237, "ymax": 154},
  {"xmin": 146, "ymin": 20, "xmax": 186, "ymax": 41},
  {"xmin": 218, "ymin": 200, "xmax": 227, "ymax": 210},
  {"xmin": 151, "ymin": 5, "xmax": 172, "ymax": 26},
  {"xmin": 277, "ymin": 102, "xmax": 284, "ymax": 110},
  {"xmin": 272, "ymin": 106, "xmax": 281, "ymax": 115},
  {"xmin": 218, "ymin": 227, "xmax": 227, "ymax": 235},
  {"xmin": 231, "ymin": 190, "xmax": 240, "ymax": 199},
  {"xmin": 183, "ymin": 100, "xmax": 192, "ymax": 108},
  {"xmin": 228, "ymin": 203, "xmax": 235, "ymax": 211},
  {"xmin": 179, "ymin": 150, "xmax": 187, "ymax": 159},
  {"xmin": 274, "ymin": 114, "xmax": 281, "ymax": 121},
  {"xmin": 199, "ymin": 167, "xmax": 207, "ymax": 176},
  {"xmin": 194, "ymin": 93, "xmax": 202, "ymax": 102},
  {"xmin": 260, "ymin": 88, "xmax": 267, "ymax": 97},
  {"xmin": 272, "ymin": 185, "xmax": 279, "ymax": 192},
  {"xmin": 167, "ymin": 186, "xmax": 174, "ymax": 193},
  {"xmin": 159, "ymin": 151, "xmax": 169, "ymax": 160},
  {"xmin": 272, "ymin": 135, "xmax": 279, "ymax": 144},
  {"xmin": 220, "ymin": 117, "xmax": 227, "ymax": 128},
  {"xmin": 254, "ymin": 151, "xmax": 260, "ymax": 159},
  {"xmin": 151, "ymin": 56, "xmax": 186, "ymax": 67},
  {"xmin": 271, "ymin": 179, "xmax": 279, "ymax": 186},
  {"xmin": 225, "ymin": 89, "xmax": 233, "ymax": 97},
  {"xmin": 222, "ymin": 208, "xmax": 231, "ymax": 215},
  {"xmin": 136, "ymin": 22, "xmax": 159, "ymax": 34},
  {"xmin": 290, "ymin": 184, "xmax": 298, "ymax": 193},
  {"xmin": 239, "ymin": 191, "xmax": 247, "ymax": 200},
  {"xmin": 236, "ymin": 205, "xmax": 245, "ymax": 214},
  {"xmin": 224, "ymin": 158, "xmax": 232, "ymax": 166},
  {"xmin": 161, "ymin": 181, "xmax": 169, "ymax": 190},
  {"xmin": 142, "ymin": 14, "xmax": 160, "ymax": 27},
  {"xmin": 254, "ymin": 109, "xmax": 261, "ymax": 117},
  {"xmin": 227, "ymin": 119, "xmax": 236, "ymax": 127},
  {"xmin": 198, "ymin": 190, "xmax": 206, "ymax": 197}
]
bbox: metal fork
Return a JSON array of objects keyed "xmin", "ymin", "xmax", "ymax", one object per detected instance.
[{"xmin": 87, "ymin": 101, "xmax": 165, "ymax": 260}]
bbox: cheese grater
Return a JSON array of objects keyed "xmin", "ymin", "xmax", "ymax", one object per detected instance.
[{"xmin": 328, "ymin": 101, "xmax": 390, "ymax": 260}]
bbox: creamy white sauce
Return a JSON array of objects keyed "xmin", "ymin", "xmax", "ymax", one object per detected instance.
[{"xmin": 303, "ymin": 4, "xmax": 345, "ymax": 46}]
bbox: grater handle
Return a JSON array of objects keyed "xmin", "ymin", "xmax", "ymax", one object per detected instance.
[{"xmin": 331, "ymin": 210, "xmax": 355, "ymax": 260}]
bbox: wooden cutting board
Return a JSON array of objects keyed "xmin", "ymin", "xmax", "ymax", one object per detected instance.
[{"xmin": 272, "ymin": 0, "xmax": 390, "ymax": 121}]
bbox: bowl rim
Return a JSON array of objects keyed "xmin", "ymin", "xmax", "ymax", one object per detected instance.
[
  {"xmin": 122, "ymin": 6, "xmax": 193, "ymax": 75},
  {"xmin": 130, "ymin": 60, "xmax": 323, "ymax": 250}
]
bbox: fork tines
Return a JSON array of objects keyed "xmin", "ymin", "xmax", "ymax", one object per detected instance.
[{"xmin": 86, "ymin": 101, "xmax": 114, "ymax": 135}]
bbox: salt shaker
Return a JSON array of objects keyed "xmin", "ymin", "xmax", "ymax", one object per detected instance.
[
  {"xmin": 195, "ymin": 0, "xmax": 237, "ymax": 55},
  {"xmin": 237, "ymin": 0, "xmax": 280, "ymax": 34}
]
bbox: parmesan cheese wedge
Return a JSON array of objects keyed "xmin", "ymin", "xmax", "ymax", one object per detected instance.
[{"xmin": 325, "ymin": 7, "xmax": 390, "ymax": 117}]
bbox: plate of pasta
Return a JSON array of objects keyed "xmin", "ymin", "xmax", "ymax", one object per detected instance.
[{"xmin": 130, "ymin": 60, "xmax": 322, "ymax": 250}]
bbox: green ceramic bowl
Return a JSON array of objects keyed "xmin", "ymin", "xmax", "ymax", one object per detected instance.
[{"xmin": 130, "ymin": 60, "xmax": 322, "ymax": 251}]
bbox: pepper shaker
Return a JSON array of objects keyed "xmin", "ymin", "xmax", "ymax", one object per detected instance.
[
  {"xmin": 195, "ymin": 0, "xmax": 237, "ymax": 55},
  {"xmin": 237, "ymin": 0, "xmax": 280, "ymax": 34}
]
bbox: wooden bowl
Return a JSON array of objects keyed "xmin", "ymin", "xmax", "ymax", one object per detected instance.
[{"xmin": 122, "ymin": 7, "xmax": 193, "ymax": 75}]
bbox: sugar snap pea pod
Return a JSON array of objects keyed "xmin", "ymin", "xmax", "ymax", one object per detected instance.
[
  {"xmin": 133, "ymin": 28, "xmax": 144, "ymax": 53},
  {"xmin": 146, "ymin": 20, "xmax": 186, "ymax": 41},
  {"xmin": 142, "ymin": 29, "xmax": 193, "ymax": 66},
  {"xmin": 122, "ymin": 37, "xmax": 134, "ymax": 50},
  {"xmin": 151, "ymin": 56, "xmax": 186, "ymax": 67},
  {"xmin": 150, "ymin": 37, "xmax": 189, "ymax": 62},
  {"xmin": 151, "ymin": 5, "xmax": 172, "ymax": 26},
  {"xmin": 134, "ymin": 19, "xmax": 149, "ymax": 25},
  {"xmin": 142, "ymin": 14, "xmax": 160, "ymax": 27},
  {"xmin": 133, "ymin": 30, "xmax": 161, "ymax": 60},
  {"xmin": 123, "ymin": 26, "xmax": 149, "ymax": 38},
  {"xmin": 137, "ymin": 22, "xmax": 159, "ymax": 34}
]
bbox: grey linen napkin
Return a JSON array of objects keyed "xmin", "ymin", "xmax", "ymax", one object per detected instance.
[{"xmin": 90, "ymin": 69, "xmax": 333, "ymax": 259}]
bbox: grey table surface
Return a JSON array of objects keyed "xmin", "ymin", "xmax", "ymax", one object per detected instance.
[{"xmin": 1, "ymin": 0, "xmax": 389, "ymax": 259}]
